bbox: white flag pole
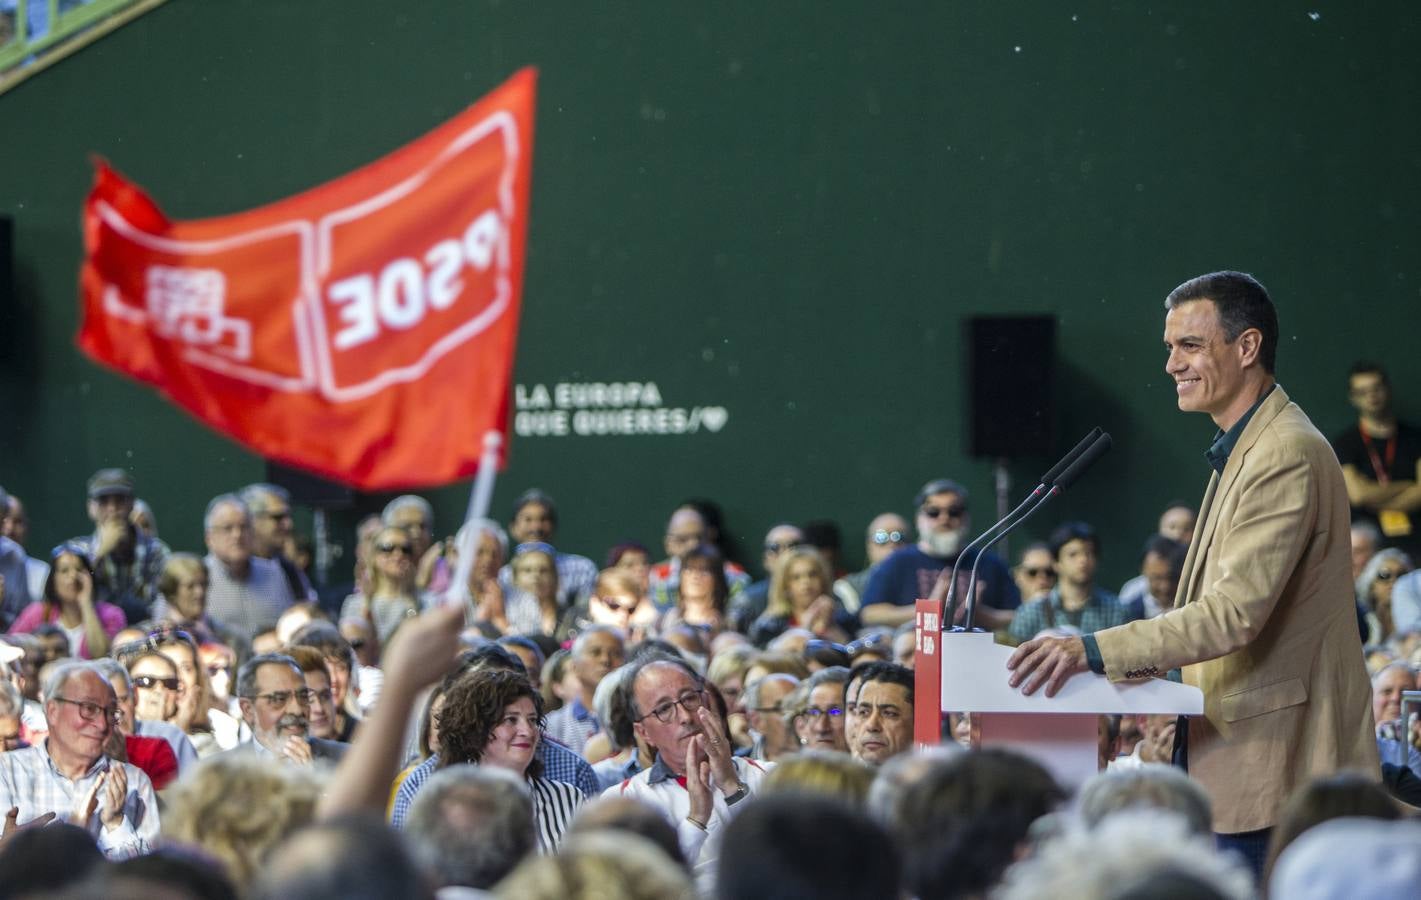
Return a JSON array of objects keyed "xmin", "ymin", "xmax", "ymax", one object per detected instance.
[{"xmin": 445, "ymin": 430, "xmax": 504, "ymax": 608}]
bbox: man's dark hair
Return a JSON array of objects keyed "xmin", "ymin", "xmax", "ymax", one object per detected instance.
[
  {"xmin": 621, "ymin": 653, "xmax": 705, "ymax": 721},
  {"xmin": 1348, "ymin": 360, "xmax": 1390, "ymax": 388},
  {"xmin": 252, "ymin": 815, "xmax": 433, "ymax": 900},
  {"xmin": 406, "ymin": 767, "xmax": 536, "ymax": 889},
  {"xmin": 845, "ymin": 660, "xmax": 914, "ymax": 710},
  {"xmin": 570, "ymin": 797, "xmax": 689, "ymax": 871},
  {"xmin": 452, "ymin": 643, "xmax": 527, "ymax": 681},
  {"xmin": 495, "ymin": 635, "xmax": 545, "ymax": 668},
  {"xmin": 236, "ymin": 653, "xmax": 302, "ymax": 699},
  {"xmin": 894, "ymin": 748, "xmax": 1065, "ymax": 899},
  {"xmin": 1164, "ymin": 270, "xmax": 1278, "ymax": 375},
  {"xmin": 510, "ymin": 489, "xmax": 558, "ymax": 527},
  {"xmin": 289, "ymin": 622, "xmax": 358, "ymax": 674},
  {"xmin": 437, "ymin": 668, "xmax": 544, "ymax": 777},
  {"xmin": 1048, "ymin": 521, "xmax": 1099, "ymax": 560},
  {"xmin": 716, "ymin": 794, "xmax": 901, "ymax": 900},
  {"xmin": 605, "ymin": 541, "xmax": 650, "ymax": 568},
  {"xmin": 1141, "ymin": 535, "xmax": 1187, "ymax": 576},
  {"xmin": 0, "ymin": 821, "xmax": 104, "ymax": 896},
  {"xmin": 105, "ymin": 846, "xmax": 239, "ymax": 900}
]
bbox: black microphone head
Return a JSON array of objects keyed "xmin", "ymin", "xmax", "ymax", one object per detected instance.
[
  {"xmin": 1039, "ymin": 427, "xmax": 1103, "ymax": 486},
  {"xmin": 1054, "ymin": 432, "xmax": 1112, "ymax": 491}
]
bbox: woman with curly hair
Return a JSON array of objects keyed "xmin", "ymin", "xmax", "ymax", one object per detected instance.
[{"xmin": 437, "ymin": 667, "xmax": 583, "ymax": 850}]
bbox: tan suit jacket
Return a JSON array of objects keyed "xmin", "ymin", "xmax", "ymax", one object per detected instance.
[{"xmin": 1094, "ymin": 386, "xmax": 1378, "ymax": 833}]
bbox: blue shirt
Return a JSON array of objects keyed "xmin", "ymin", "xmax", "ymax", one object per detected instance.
[{"xmin": 861, "ymin": 545, "xmax": 1020, "ymax": 611}]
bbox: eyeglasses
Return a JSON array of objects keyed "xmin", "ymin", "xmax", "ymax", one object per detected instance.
[
  {"xmin": 847, "ymin": 633, "xmax": 890, "ymax": 657},
  {"xmin": 258, "ymin": 510, "xmax": 293, "ymax": 522},
  {"xmin": 799, "ymin": 706, "xmax": 845, "ymax": 720},
  {"xmin": 1022, "ymin": 567, "xmax": 1056, "ymax": 579},
  {"xmin": 871, "ymin": 530, "xmax": 905, "ymax": 546},
  {"xmin": 377, "ymin": 542, "xmax": 413, "ymax": 555},
  {"xmin": 53, "ymin": 696, "xmax": 122, "ymax": 725},
  {"xmin": 1376, "ymin": 570, "xmax": 1406, "ymax": 582},
  {"xmin": 244, "ymin": 689, "xmax": 313, "ymax": 707},
  {"xmin": 638, "ymin": 689, "xmax": 705, "ymax": 724},
  {"xmin": 921, "ymin": 504, "xmax": 967, "ymax": 520},
  {"xmin": 804, "ymin": 639, "xmax": 850, "ymax": 658},
  {"xmin": 132, "ymin": 675, "xmax": 181, "ymax": 692}
]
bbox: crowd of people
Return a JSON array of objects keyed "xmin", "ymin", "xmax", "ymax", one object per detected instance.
[{"xmin": 0, "ymin": 355, "xmax": 1418, "ymax": 898}]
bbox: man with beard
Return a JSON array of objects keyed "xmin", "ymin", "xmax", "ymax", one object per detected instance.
[
  {"xmin": 230, "ymin": 653, "xmax": 347, "ymax": 766},
  {"xmin": 860, "ymin": 479, "xmax": 1020, "ymax": 628}
]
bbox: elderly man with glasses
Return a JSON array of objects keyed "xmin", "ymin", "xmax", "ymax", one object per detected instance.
[
  {"xmin": 603, "ymin": 654, "xmax": 772, "ymax": 884},
  {"xmin": 0, "ymin": 661, "xmax": 159, "ymax": 857},
  {"xmin": 227, "ymin": 653, "xmax": 348, "ymax": 766}
]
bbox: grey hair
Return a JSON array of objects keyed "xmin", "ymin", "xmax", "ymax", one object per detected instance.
[
  {"xmin": 1075, "ymin": 764, "xmax": 1213, "ymax": 836},
  {"xmin": 0, "ymin": 679, "xmax": 22, "ymax": 717},
  {"xmin": 995, "ymin": 809, "xmax": 1253, "ymax": 900},
  {"xmin": 204, "ymin": 493, "xmax": 250, "ymax": 531},
  {"xmin": 571, "ymin": 625, "xmax": 623, "ymax": 659},
  {"xmin": 90, "ymin": 657, "xmax": 133, "ymax": 693},
  {"xmin": 382, "ymin": 495, "xmax": 433, "ymax": 528},
  {"xmin": 236, "ymin": 653, "xmax": 303, "ymax": 699},
  {"xmin": 405, "ymin": 764, "xmax": 535, "ymax": 890},
  {"xmin": 743, "ymin": 672, "xmax": 798, "ymax": 711},
  {"xmin": 455, "ymin": 517, "xmax": 509, "ymax": 557},
  {"xmin": 593, "ymin": 663, "xmax": 635, "ymax": 752},
  {"xmin": 43, "ymin": 660, "xmax": 104, "ymax": 703},
  {"xmin": 866, "ymin": 745, "xmax": 963, "ymax": 828},
  {"xmin": 1357, "ymin": 547, "xmax": 1413, "ymax": 607},
  {"xmin": 239, "ymin": 483, "xmax": 291, "ymax": 515},
  {"xmin": 1371, "ymin": 660, "xmax": 1417, "ymax": 687}
]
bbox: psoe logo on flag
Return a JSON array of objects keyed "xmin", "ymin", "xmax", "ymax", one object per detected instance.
[{"xmin": 79, "ymin": 68, "xmax": 537, "ymax": 491}]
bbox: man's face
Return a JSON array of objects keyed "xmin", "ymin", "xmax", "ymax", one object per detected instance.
[
  {"xmin": 572, "ymin": 631, "xmax": 625, "ymax": 692},
  {"xmin": 845, "ymin": 678, "xmax": 913, "ymax": 765},
  {"xmin": 1349, "ymin": 372, "xmax": 1390, "ymax": 418},
  {"xmin": 794, "ymin": 682, "xmax": 848, "ymax": 752},
  {"xmin": 1163, "ymin": 299, "xmax": 1253, "ymax": 423},
  {"xmin": 511, "ymin": 552, "xmax": 556, "ymax": 600},
  {"xmin": 1056, "ymin": 538, "xmax": 1097, "ymax": 588},
  {"xmin": 1015, "ymin": 547, "xmax": 1057, "ymax": 600},
  {"xmin": 171, "ymin": 570, "xmax": 210, "ymax": 621},
  {"xmin": 1373, "ymin": 667, "xmax": 1416, "ymax": 724},
  {"xmin": 131, "ymin": 655, "xmax": 181, "ymax": 722},
  {"xmin": 205, "ymin": 501, "xmax": 253, "ymax": 569},
  {"xmin": 239, "ymin": 663, "xmax": 310, "ymax": 752},
  {"xmin": 510, "ymin": 502, "xmax": 554, "ymax": 544},
  {"xmin": 631, "ymin": 662, "xmax": 706, "ymax": 770},
  {"xmin": 88, "ymin": 492, "xmax": 135, "ymax": 526},
  {"xmin": 249, "ymin": 491, "xmax": 294, "ymax": 557},
  {"xmin": 762, "ymin": 525, "xmax": 805, "ymax": 573},
  {"xmin": 108, "ymin": 673, "xmax": 137, "ymax": 736},
  {"xmin": 916, "ymin": 491, "xmax": 968, "ymax": 557},
  {"xmin": 1142, "ymin": 552, "xmax": 1179, "ymax": 606},
  {"xmin": 663, "ymin": 509, "xmax": 707, "ymax": 561},
  {"xmin": 45, "ymin": 671, "xmax": 117, "ymax": 764},
  {"xmin": 303, "ymin": 667, "xmax": 337, "ymax": 740},
  {"xmin": 38, "ymin": 632, "xmax": 69, "ymax": 665},
  {"xmin": 340, "ymin": 620, "xmax": 378, "ymax": 668},
  {"xmin": 1158, "ymin": 507, "xmax": 1195, "ymax": 545},
  {"xmin": 1, "ymin": 497, "xmax": 27, "ymax": 544},
  {"xmin": 504, "ymin": 644, "xmax": 543, "ymax": 689},
  {"xmin": 748, "ymin": 676, "xmax": 796, "ymax": 755},
  {"xmin": 893, "ymin": 630, "xmax": 916, "ymax": 669},
  {"xmin": 865, "ymin": 514, "xmax": 910, "ymax": 566}
]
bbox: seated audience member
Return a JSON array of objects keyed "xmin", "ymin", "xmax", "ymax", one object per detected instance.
[
  {"xmin": 436, "ymin": 667, "xmax": 583, "ymax": 850},
  {"xmin": 251, "ymin": 814, "xmax": 434, "ymax": 900},
  {"xmin": 1116, "ymin": 501, "xmax": 1195, "ymax": 599},
  {"xmin": 717, "ymin": 793, "xmax": 901, "ymax": 900},
  {"xmin": 203, "ymin": 494, "xmax": 296, "ymax": 641},
  {"xmin": 1371, "ymin": 661, "xmax": 1417, "ymax": 741},
  {"xmin": 1263, "ymin": 772, "xmax": 1402, "ymax": 880},
  {"xmin": 126, "ymin": 650, "xmax": 182, "ymax": 725},
  {"xmin": 339, "ymin": 617, "xmax": 384, "ymax": 713},
  {"xmin": 405, "ymin": 765, "xmax": 537, "ymax": 893},
  {"xmin": 390, "ymin": 644, "xmax": 599, "ymax": 828},
  {"xmin": 892, "ymin": 748, "xmax": 1065, "ymax": 900},
  {"xmin": 544, "ymin": 626, "xmax": 624, "ymax": 755},
  {"xmin": 569, "ymin": 795, "xmax": 690, "ymax": 872},
  {"xmin": 128, "ymin": 625, "xmax": 226, "ymax": 756},
  {"xmin": 0, "ymin": 486, "xmax": 42, "ymax": 627},
  {"xmin": 424, "ymin": 517, "xmax": 506, "ymax": 615},
  {"xmin": 558, "ymin": 568, "xmax": 654, "ymax": 643},
  {"xmin": 231, "ymin": 653, "xmax": 348, "ymax": 765},
  {"xmin": 743, "ymin": 671, "xmax": 799, "ymax": 761},
  {"xmin": 497, "ymin": 634, "xmax": 546, "ymax": 688},
  {"xmin": 1269, "ymin": 817, "xmax": 1421, "ymax": 900},
  {"xmin": 30, "ymin": 622, "xmax": 69, "ymax": 665},
  {"xmin": 91, "ymin": 846, "xmax": 239, "ymax": 900},
  {"xmin": 659, "ymin": 543, "xmax": 732, "ymax": 636},
  {"xmin": 606, "ymin": 541, "xmax": 652, "ymax": 593},
  {"xmin": 198, "ymin": 641, "xmax": 246, "ymax": 748},
  {"xmin": 835, "ymin": 513, "xmax": 912, "ymax": 624},
  {"xmin": 289, "ymin": 622, "xmax": 362, "ymax": 741},
  {"xmin": 239, "ymin": 482, "xmax": 315, "ymax": 605},
  {"xmin": 750, "ymin": 547, "xmax": 847, "ymax": 647},
  {"xmin": 790, "ymin": 665, "xmax": 850, "ymax": 754},
  {"xmin": 4, "ymin": 635, "xmax": 49, "ymax": 743},
  {"xmin": 1012, "ymin": 541, "xmax": 1057, "ymax": 604},
  {"xmin": 892, "ymin": 624, "xmax": 916, "ymax": 668},
  {"xmin": 9, "ymin": 543, "xmax": 125, "ymax": 659},
  {"xmin": 0, "ymin": 677, "xmax": 25, "ymax": 751},
  {"xmin": 92, "ymin": 657, "xmax": 196, "ymax": 784},
  {"xmin": 1108, "ymin": 713, "xmax": 1178, "ymax": 770},
  {"xmin": 1008, "ymin": 521, "xmax": 1132, "ymax": 644},
  {"xmin": 762, "ymin": 750, "xmax": 875, "ymax": 806},
  {"xmin": 729, "ymin": 523, "xmax": 807, "ymax": 635},
  {"xmin": 0, "ymin": 820, "xmax": 106, "ymax": 896},
  {"xmin": 341, "ymin": 525, "xmax": 431, "ymax": 646},
  {"xmin": 744, "ymin": 649, "xmax": 810, "ymax": 685},
  {"xmin": 151, "ymin": 553, "xmax": 248, "ymax": 655},
  {"xmin": 497, "ymin": 542, "xmax": 563, "ymax": 636},
  {"xmin": 865, "ymin": 746, "xmax": 964, "ymax": 831},
  {"xmin": 1077, "ymin": 764, "xmax": 1213, "ymax": 836},
  {"xmin": 603, "ymin": 655, "xmax": 772, "ymax": 876},
  {"xmin": 1358, "ymin": 548, "xmax": 1414, "ymax": 645},
  {"xmin": 498, "ymin": 489, "xmax": 600, "ymax": 608},
  {"xmin": 844, "ymin": 661, "xmax": 914, "ymax": 766},
  {"xmin": 286, "ymin": 645, "xmax": 342, "ymax": 743},
  {"xmin": 495, "ymin": 831, "xmax": 694, "ymax": 900},
  {"xmin": 69, "ymin": 469, "xmax": 171, "ymax": 625},
  {"xmin": 649, "ymin": 504, "xmax": 748, "ymax": 614},
  {"xmin": 275, "ymin": 601, "xmax": 328, "ymax": 645},
  {"xmin": 997, "ymin": 810, "xmax": 1252, "ymax": 900},
  {"xmin": 1118, "ymin": 534, "xmax": 1187, "ymax": 620},
  {"xmin": 162, "ymin": 750, "xmax": 326, "ymax": 890},
  {"xmin": 706, "ymin": 643, "xmax": 755, "ymax": 751},
  {"xmin": 588, "ymin": 663, "xmax": 653, "ymax": 789},
  {"xmin": 0, "ymin": 661, "xmax": 159, "ymax": 857}
]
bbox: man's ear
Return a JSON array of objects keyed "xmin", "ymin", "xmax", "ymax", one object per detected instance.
[
  {"xmin": 632, "ymin": 719, "xmax": 648, "ymax": 747},
  {"xmin": 238, "ymin": 698, "xmax": 255, "ymax": 727},
  {"xmin": 1235, "ymin": 327, "xmax": 1262, "ymax": 368}
]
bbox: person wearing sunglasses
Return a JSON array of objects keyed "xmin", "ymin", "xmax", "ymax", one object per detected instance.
[
  {"xmin": 860, "ymin": 479, "xmax": 1021, "ymax": 630},
  {"xmin": 727, "ymin": 523, "xmax": 805, "ymax": 635},
  {"xmin": 340, "ymin": 526, "xmax": 433, "ymax": 647},
  {"xmin": 126, "ymin": 651, "xmax": 183, "ymax": 725},
  {"xmin": 833, "ymin": 513, "xmax": 912, "ymax": 623},
  {"xmin": 1357, "ymin": 548, "xmax": 1415, "ymax": 645}
]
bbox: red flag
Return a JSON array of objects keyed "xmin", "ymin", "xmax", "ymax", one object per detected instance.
[{"xmin": 78, "ymin": 68, "xmax": 536, "ymax": 491}]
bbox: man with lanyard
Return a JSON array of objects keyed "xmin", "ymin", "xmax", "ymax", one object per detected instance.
[{"xmin": 1332, "ymin": 362, "xmax": 1421, "ymax": 558}]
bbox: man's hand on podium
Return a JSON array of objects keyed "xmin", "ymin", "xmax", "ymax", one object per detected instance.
[{"xmin": 1006, "ymin": 635, "xmax": 1089, "ymax": 697}]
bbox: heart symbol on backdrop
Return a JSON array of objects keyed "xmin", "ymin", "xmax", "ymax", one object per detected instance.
[{"xmin": 700, "ymin": 407, "xmax": 729, "ymax": 432}]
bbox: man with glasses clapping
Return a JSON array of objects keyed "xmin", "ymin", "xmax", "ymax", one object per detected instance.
[{"xmin": 226, "ymin": 653, "xmax": 348, "ymax": 766}]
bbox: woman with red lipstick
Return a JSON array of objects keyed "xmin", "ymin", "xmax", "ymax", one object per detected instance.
[{"xmin": 436, "ymin": 667, "xmax": 583, "ymax": 850}]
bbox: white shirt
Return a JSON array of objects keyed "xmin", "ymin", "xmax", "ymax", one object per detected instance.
[{"xmin": 0, "ymin": 741, "xmax": 159, "ymax": 858}]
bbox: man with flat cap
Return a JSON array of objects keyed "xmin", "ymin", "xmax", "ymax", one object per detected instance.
[{"xmin": 67, "ymin": 470, "xmax": 170, "ymax": 625}]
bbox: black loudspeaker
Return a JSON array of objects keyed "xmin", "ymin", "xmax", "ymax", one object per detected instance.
[
  {"xmin": 265, "ymin": 460, "xmax": 356, "ymax": 509},
  {"xmin": 966, "ymin": 316, "xmax": 1056, "ymax": 458}
]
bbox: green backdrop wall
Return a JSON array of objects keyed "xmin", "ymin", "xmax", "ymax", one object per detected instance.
[{"xmin": 3, "ymin": 1, "xmax": 1418, "ymax": 588}]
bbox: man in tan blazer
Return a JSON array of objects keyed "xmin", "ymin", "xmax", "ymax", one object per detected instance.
[{"xmin": 1007, "ymin": 271, "xmax": 1378, "ymax": 867}]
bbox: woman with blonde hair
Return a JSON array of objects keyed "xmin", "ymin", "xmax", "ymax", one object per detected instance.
[
  {"xmin": 340, "ymin": 525, "xmax": 432, "ymax": 645},
  {"xmin": 749, "ymin": 547, "xmax": 847, "ymax": 647}
]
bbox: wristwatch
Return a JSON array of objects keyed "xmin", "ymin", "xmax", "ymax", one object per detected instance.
[{"xmin": 723, "ymin": 784, "xmax": 749, "ymax": 806}]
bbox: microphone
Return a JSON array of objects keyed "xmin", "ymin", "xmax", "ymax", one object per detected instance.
[
  {"xmin": 959, "ymin": 431, "xmax": 1113, "ymax": 630},
  {"xmin": 939, "ymin": 427, "xmax": 1103, "ymax": 626}
]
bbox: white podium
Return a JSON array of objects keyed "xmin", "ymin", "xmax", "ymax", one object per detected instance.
[{"xmin": 913, "ymin": 603, "xmax": 1203, "ymax": 788}]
